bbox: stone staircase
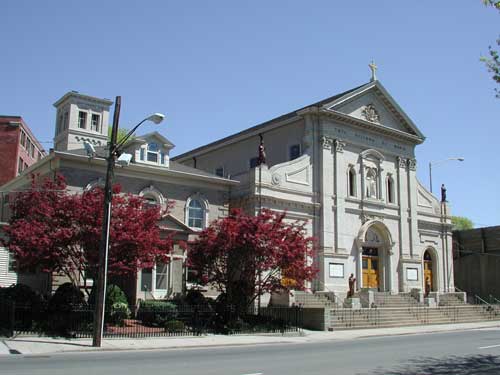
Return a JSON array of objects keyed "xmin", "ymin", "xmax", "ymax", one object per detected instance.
[
  {"xmin": 293, "ymin": 291, "xmax": 337, "ymax": 308},
  {"xmin": 328, "ymin": 292, "xmax": 500, "ymax": 330},
  {"xmin": 438, "ymin": 293, "xmax": 466, "ymax": 306}
]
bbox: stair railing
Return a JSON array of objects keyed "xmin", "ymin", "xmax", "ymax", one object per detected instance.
[
  {"xmin": 488, "ymin": 295, "xmax": 500, "ymax": 305},
  {"xmin": 472, "ymin": 294, "xmax": 496, "ymax": 320},
  {"xmin": 403, "ymin": 293, "xmax": 428, "ymax": 324}
]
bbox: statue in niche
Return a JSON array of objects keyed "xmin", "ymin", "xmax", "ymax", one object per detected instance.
[{"xmin": 366, "ymin": 168, "xmax": 377, "ymax": 198}]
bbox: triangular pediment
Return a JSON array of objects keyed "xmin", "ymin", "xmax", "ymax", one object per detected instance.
[
  {"xmin": 322, "ymin": 81, "xmax": 425, "ymax": 142},
  {"xmin": 134, "ymin": 131, "xmax": 175, "ymax": 150},
  {"xmin": 158, "ymin": 214, "xmax": 194, "ymax": 233}
]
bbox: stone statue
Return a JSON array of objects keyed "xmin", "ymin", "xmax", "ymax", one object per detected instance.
[
  {"xmin": 441, "ymin": 184, "xmax": 447, "ymax": 203},
  {"xmin": 366, "ymin": 169, "xmax": 377, "ymax": 198},
  {"xmin": 257, "ymin": 133, "xmax": 266, "ymax": 166},
  {"xmin": 348, "ymin": 273, "xmax": 356, "ymax": 298}
]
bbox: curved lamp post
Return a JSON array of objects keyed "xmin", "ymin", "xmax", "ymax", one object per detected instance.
[
  {"xmin": 428, "ymin": 157, "xmax": 464, "ymax": 193},
  {"xmin": 93, "ymin": 96, "xmax": 165, "ymax": 347}
]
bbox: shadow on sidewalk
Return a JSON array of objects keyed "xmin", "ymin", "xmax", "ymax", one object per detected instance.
[
  {"xmin": 6, "ymin": 339, "xmax": 92, "ymax": 348},
  {"xmin": 364, "ymin": 354, "xmax": 500, "ymax": 375}
]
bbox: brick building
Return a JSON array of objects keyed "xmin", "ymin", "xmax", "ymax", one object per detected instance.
[{"xmin": 0, "ymin": 116, "xmax": 46, "ymax": 186}]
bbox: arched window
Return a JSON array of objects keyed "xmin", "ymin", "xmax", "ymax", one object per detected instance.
[
  {"xmin": 348, "ymin": 167, "xmax": 356, "ymax": 197},
  {"xmin": 386, "ymin": 176, "xmax": 394, "ymax": 204},
  {"xmin": 188, "ymin": 199, "xmax": 204, "ymax": 228},
  {"xmin": 139, "ymin": 186, "xmax": 166, "ymax": 213},
  {"xmin": 365, "ymin": 168, "xmax": 378, "ymax": 199}
]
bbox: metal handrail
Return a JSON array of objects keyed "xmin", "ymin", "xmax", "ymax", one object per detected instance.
[{"xmin": 489, "ymin": 295, "xmax": 500, "ymax": 304}]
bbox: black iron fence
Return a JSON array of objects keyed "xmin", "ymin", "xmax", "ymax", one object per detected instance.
[{"xmin": 0, "ymin": 299, "xmax": 303, "ymax": 338}]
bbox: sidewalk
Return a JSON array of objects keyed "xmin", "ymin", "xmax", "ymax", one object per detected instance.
[{"xmin": 1, "ymin": 321, "xmax": 499, "ymax": 356}]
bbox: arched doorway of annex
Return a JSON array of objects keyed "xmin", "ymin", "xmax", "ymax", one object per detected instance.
[
  {"xmin": 423, "ymin": 247, "xmax": 439, "ymax": 293},
  {"xmin": 356, "ymin": 220, "xmax": 394, "ymax": 292}
]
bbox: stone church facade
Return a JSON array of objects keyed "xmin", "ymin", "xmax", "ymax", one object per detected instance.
[{"xmin": 173, "ymin": 79, "xmax": 454, "ymax": 299}]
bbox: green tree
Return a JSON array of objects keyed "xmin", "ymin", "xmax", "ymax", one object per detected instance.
[
  {"xmin": 107, "ymin": 126, "xmax": 134, "ymax": 145},
  {"xmin": 451, "ymin": 216, "xmax": 474, "ymax": 230},
  {"xmin": 481, "ymin": 1, "xmax": 500, "ymax": 98}
]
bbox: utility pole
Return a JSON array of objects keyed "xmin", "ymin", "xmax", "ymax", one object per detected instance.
[{"xmin": 93, "ymin": 96, "xmax": 121, "ymax": 347}]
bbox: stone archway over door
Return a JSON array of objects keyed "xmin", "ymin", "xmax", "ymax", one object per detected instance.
[{"xmin": 356, "ymin": 220, "xmax": 395, "ymax": 293}]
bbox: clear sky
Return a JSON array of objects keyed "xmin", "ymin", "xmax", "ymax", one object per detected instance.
[{"xmin": 1, "ymin": 1, "xmax": 499, "ymax": 227}]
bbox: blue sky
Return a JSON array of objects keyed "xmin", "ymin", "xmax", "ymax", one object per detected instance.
[{"xmin": 1, "ymin": 1, "xmax": 499, "ymax": 227}]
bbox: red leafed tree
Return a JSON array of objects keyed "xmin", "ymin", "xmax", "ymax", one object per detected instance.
[
  {"xmin": 4, "ymin": 174, "xmax": 172, "ymax": 288},
  {"xmin": 188, "ymin": 208, "xmax": 317, "ymax": 309}
]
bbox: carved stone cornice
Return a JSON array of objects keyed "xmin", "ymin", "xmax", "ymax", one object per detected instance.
[
  {"xmin": 397, "ymin": 156, "xmax": 407, "ymax": 169},
  {"xmin": 320, "ymin": 136, "xmax": 334, "ymax": 150},
  {"xmin": 408, "ymin": 158, "xmax": 417, "ymax": 171},
  {"xmin": 334, "ymin": 139, "xmax": 346, "ymax": 153}
]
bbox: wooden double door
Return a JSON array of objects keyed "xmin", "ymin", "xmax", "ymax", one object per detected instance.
[
  {"xmin": 424, "ymin": 257, "xmax": 434, "ymax": 291},
  {"xmin": 362, "ymin": 247, "xmax": 380, "ymax": 290}
]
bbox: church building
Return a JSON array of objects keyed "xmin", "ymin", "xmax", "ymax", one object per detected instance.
[{"xmin": 173, "ymin": 69, "xmax": 454, "ymax": 300}]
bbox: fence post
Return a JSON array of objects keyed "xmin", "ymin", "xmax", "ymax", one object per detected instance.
[{"xmin": 8, "ymin": 300, "xmax": 15, "ymax": 338}]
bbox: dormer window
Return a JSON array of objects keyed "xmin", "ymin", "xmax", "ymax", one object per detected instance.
[
  {"xmin": 134, "ymin": 134, "xmax": 172, "ymax": 168},
  {"xmin": 147, "ymin": 142, "xmax": 159, "ymax": 163}
]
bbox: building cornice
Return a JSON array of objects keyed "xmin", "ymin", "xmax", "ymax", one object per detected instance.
[
  {"xmin": 53, "ymin": 92, "xmax": 113, "ymax": 108},
  {"xmin": 55, "ymin": 151, "xmax": 239, "ymax": 187}
]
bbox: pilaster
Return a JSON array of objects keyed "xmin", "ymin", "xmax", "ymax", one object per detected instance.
[
  {"xmin": 407, "ymin": 158, "xmax": 418, "ymax": 258},
  {"xmin": 319, "ymin": 136, "xmax": 335, "ymax": 254},
  {"xmin": 333, "ymin": 139, "xmax": 347, "ymax": 253}
]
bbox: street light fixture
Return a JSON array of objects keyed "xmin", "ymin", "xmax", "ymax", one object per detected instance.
[
  {"xmin": 428, "ymin": 157, "xmax": 464, "ymax": 193},
  {"xmin": 92, "ymin": 96, "xmax": 165, "ymax": 347}
]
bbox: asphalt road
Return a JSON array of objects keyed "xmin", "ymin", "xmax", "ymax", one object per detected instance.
[{"xmin": 1, "ymin": 329, "xmax": 500, "ymax": 375}]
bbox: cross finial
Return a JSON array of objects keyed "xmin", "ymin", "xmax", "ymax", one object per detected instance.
[{"xmin": 369, "ymin": 60, "xmax": 378, "ymax": 82}]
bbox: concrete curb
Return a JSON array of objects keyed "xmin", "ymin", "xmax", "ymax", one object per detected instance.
[{"xmin": 1, "ymin": 321, "xmax": 499, "ymax": 356}]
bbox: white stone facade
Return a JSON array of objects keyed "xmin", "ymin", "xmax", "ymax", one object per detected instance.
[{"xmin": 174, "ymin": 80, "xmax": 454, "ymax": 298}]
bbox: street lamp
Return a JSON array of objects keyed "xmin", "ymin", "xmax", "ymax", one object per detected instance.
[
  {"xmin": 428, "ymin": 157, "xmax": 464, "ymax": 193},
  {"xmin": 92, "ymin": 96, "xmax": 165, "ymax": 347}
]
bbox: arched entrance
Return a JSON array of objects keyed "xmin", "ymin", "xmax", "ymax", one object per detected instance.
[
  {"xmin": 356, "ymin": 221, "xmax": 394, "ymax": 292},
  {"xmin": 362, "ymin": 246, "xmax": 379, "ymax": 289},
  {"xmin": 423, "ymin": 250, "xmax": 435, "ymax": 292}
]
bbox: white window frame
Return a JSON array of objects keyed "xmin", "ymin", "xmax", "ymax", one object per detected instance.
[
  {"xmin": 78, "ymin": 111, "xmax": 87, "ymax": 129},
  {"xmin": 185, "ymin": 194, "xmax": 209, "ymax": 230},
  {"xmin": 140, "ymin": 262, "xmax": 171, "ymax": 296},
  {"xmin": 91, "ymin": 113, "xmax": 101, "ymax": 132},
  {"xmin": 137, "ymin": 142, "xmax": 168, "ymax": 167}
]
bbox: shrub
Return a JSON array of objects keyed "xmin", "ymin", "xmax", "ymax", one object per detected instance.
[
  {"xmin": 0, "ymin": 284, "xmax": 42, "ymax": 306},
  {"xmin": 109, "ymin": 302, "xmax": 131, "ymax": 326},
  {"xmin": 164, "ymin": 319, "xmax": 185, "ymax": 333},
  {"xmin": 88, "ymin": 284, "xmax": 128, "ymax": 306},
  {"xmin": 137, "ymin": 300, "xmax": 178, "ymax": 327},
  {"xmin": 49, "ymin": 283, "xmax": 85, "ymax": 310},
  {"xmin": 185, "ymin": 289, "xmax": 208, "ymax": 307},
  {"xmin": 47, "ymin": 283, "xmax": 87, "ymax": 336},
  {"xmin": 106, "ymin": 284, "xmax": 128, "ymax": 306}
]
